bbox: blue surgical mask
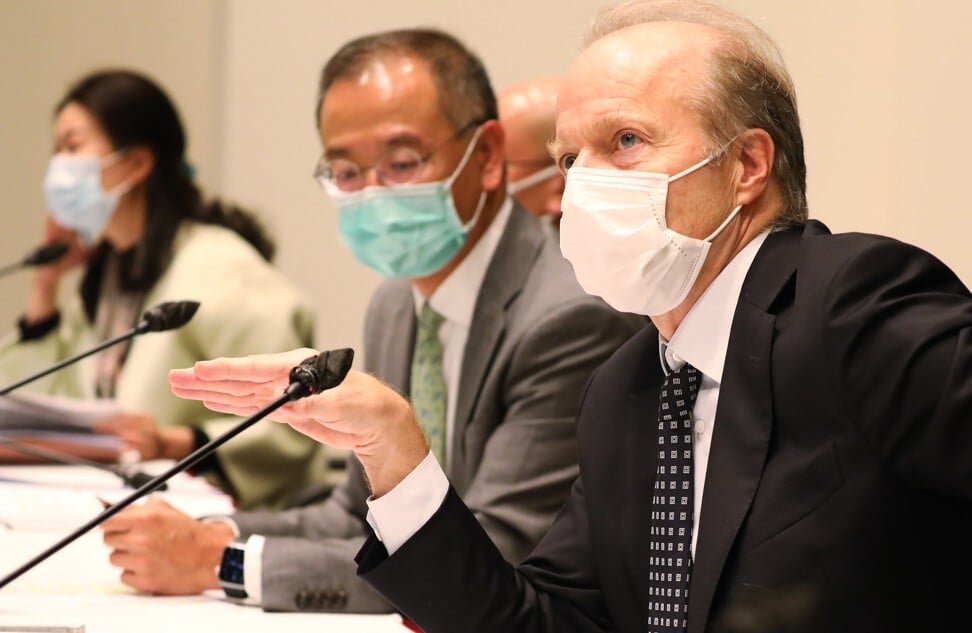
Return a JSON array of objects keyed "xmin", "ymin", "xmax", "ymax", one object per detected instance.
[
  {"xmin": 326, "ymin": 127, "xmax": 487, "ymax": 277},
  {"xmin": 42, "ymin": 152, "xmax": 129, "ymax": 245}
]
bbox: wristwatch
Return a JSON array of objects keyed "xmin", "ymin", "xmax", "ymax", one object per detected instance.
[{"xmin": 216, "ymin": 540, "xmax": 247, "ymax": 599}]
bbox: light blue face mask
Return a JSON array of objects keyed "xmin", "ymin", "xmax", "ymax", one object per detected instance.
[
  {"xmin": 326, "ymin": 127, "xmax": 487, "ymax": 278},
  {"xmin": 42, "ymin": 152, "xmax": 129, "ymax": 245}
]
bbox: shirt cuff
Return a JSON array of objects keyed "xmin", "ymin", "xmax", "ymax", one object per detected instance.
[
  {"xmin": 365, "ymin": 451, "xmax": 449, "ymax": 556},
  {"xmin": 243, "ymin": 534, "xmax": 265, "ymax": 603}
]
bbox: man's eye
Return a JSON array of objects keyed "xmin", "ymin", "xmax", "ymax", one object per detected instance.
[
  {"xmin": 617, "ymin": 132, "xmax": 641, "ymax": 149},
  {"xmin": 387, "ymin": 159, "xmax": 419, "ymax": 174},
  {"xmin": 334, "ymin": 168, "xmax": 360, "ymax": 183},
  {"xmin": 559, "ymin": 155, "xmax": 576, "ymax": 171}
]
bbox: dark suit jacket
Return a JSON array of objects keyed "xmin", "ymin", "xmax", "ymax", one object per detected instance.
[
  {"xmin": 358, "ymin": 220, "xmax": 972, "ymax": 632},
  {"xmin": 232, "ymin": 203, "xmax": 642, "ymax": 612}
]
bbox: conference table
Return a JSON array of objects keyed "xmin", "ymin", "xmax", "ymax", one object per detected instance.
[{"xmin": 0, "ymin": 463, "xmax": 409, "ymax": 632}]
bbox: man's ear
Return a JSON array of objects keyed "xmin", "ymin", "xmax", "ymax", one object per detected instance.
[
  {"xmin": 476, "ymin": 119, "xmax": 505, "ymax": 192},
  {"xmin": 733, "ymin": 128, "xmax": 774, "ymax": 206},
  {"xmin": 123, "ymin": 146, "xmax": 157, "ymax": 187}
]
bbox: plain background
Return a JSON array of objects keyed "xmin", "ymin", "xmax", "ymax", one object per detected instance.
[{"xmin": 2, "ymin": 0, "xmax": 970, "ymax": 359}]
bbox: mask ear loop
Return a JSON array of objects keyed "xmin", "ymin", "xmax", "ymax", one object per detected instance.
[
  {"xmin": 668, "ymin": 154, "xmax": 715, "ymax": 183},
  {"xmin": 703, "ymin": 204, "xmax": 743, "ymax": 242},
  {"xmin": 101, "ymin": 148, "xmax": 135, "ymax": 198},
  {"xmin": 667, "ymin": 135, "xmax": 740, "ymax": 183},
  {"xmin": 460, "ymin": 191, "xmax": 488, "ymax": 231},
  {"xmin": 666, "ymin": 136, "xmax": 743, "ymax": 241},
  {"xmin": 508, "ymin": 164, "xmax": 561, "ymax": 194},
  {"xmin": 445, "ymin": 125, "xmax": 488, "ymax": 232},
  {"xmin": 445, "ymin": 125, "xmax": 485, "ymax": 189}
]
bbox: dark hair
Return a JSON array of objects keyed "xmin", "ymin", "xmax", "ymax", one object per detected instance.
[
  {"xmin": 56, "ymin": 70, "xmax": 275, "ymax": 306},
  {"xmin": 316, "ymin": 28, "xmax": 498, "ymax": 131}
]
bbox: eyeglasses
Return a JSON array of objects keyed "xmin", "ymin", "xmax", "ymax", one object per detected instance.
[{"xmin": 314, "ymin": 119, "xmax": 483, "ymax": 192}]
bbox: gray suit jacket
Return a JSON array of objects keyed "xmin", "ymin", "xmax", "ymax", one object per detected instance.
[{"xmin": 233, "ymin": 203, "xmax": 643, "ymax": 612}]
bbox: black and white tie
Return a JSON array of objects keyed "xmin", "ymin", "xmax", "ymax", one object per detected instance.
[{"xmin": 648, "ymin": 362, "xmax": 700, "ymax": 633}]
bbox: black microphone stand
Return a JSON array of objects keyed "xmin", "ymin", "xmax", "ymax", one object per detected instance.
[
  {"xmin": 0, "ymin": 301, "xmax": 199, "ymax": 397},
  {"xmin": 0, "ymin": 261, "xmax": 27, "ymax": 278},
  {"xmin": 0, "ymin": 333, "xmax": 135, "ymax": 396},
  {"xmin": 0, "ymin": 347, "xmax": 354, "ymax": 591},
  {"xmin": 0, "ymin": 242, "xmax": 70, "ymax": 279}
]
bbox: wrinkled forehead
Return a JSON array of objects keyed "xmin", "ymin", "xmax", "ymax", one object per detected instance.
[{"xmin": 557, "ymin": 21, "xmax": 722, "ymax": 118}]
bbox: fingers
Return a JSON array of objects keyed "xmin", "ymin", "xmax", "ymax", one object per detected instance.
[
  {"xmin": 191, "ymin": 348, "xmax": 317, "ymax": 382},
  {"xmin": 100, "ymin": 497, "xmax": 173, "ymax": 535},
  {"xmin": 169, "ymin": 378, "xmax": 280, "ymax": 400}
]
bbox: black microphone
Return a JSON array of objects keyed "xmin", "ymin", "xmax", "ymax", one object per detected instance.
[
  {"xmin": 0, "ymin": 242, "xmax": 70, "ymax": 278},
  {"xmin": 0, "ymin": 300, "xmax": 200, "ymax": 396},
  {"xmin": 0, "ymin": 347, "xmax": 354, "ymax": 590},
  {"xmin": 0, "ymin": 434, "xmax": 165, "ymax": 490}
]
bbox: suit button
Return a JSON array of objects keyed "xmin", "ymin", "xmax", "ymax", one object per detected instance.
[
  {"xmin": 294, "ymin": 590, "xmax": 310, "ymax": 610},
  {"xmin": 312, "ymin": 592, "xmax": 326, "ymax": 609},
  {"xmin": 336, "ymin": 590, "xmax": 348, "ymax": 608}
]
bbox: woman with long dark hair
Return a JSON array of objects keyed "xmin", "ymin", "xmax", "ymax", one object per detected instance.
[{"xmin": 0, "ymin": 69, "xmax": 330, "ymax": 510}]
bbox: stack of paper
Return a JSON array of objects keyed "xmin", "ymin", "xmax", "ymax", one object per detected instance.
[{"xmin": 0, "ymin": 393, "xmax": 122, "ymax": 463}]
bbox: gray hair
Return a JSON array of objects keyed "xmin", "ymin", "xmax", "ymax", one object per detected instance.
[{"xmin": 586, "ymin": 0, "xmax": 808, "ymax": 228}]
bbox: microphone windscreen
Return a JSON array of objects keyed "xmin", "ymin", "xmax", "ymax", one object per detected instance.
[
  {"xmin": 289, "ymin": 348, "xmax": 355, "ymax": 396},
  {"xmin": 137, "ymin": 301, "xmax": 201, "ymax": 333},
  {"xmin": 120, "ymin": 470, "xmax": 165, "ymax": 490},
  {"xmin": 23, "ymin": 242, "xmax": 70, "ymax": 267}
]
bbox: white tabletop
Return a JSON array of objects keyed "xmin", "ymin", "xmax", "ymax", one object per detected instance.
[{"xmin": 0, "ymin": 464, "xmax": 408, "ymax": 633}]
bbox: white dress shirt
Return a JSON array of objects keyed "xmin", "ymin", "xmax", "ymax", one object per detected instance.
[
  {"xmin": 661, "ymin": 231, "xmax": 768, "ymax": 557},
  {"xmin": 368, "ymin": 229, "xmax": 769, "ymax": 559}
]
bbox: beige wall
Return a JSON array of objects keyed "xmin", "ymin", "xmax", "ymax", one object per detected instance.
[{"xmin": 2, "ymin": 0, "xmax": 970, "ymax": 360}]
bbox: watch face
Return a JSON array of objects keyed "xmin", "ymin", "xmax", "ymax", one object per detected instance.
[{"xmin": 219, "ymin": 544, "xmax": 246, "ymax": 587}]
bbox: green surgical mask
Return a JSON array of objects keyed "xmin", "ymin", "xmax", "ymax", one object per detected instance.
[{"xmin": 326, "ymin": 127, "xmax": 486, "ymax": 277}]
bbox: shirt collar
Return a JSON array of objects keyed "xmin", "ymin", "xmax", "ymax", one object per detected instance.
[
  {"xmin": 412, "ymin": 196, "xmax": 513, "ymax": 326},
  {"xmin": 661, "ymin": 231, "xmax": 769, "ymax": 383}
]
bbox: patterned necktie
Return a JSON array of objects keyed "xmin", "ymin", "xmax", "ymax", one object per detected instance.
[
  {"xmin": 648, "ymin": 362, "xmax": 700, "ymax": 633},
  {"xmin": 410, "ymin": 302, "xmax": 447, "ymax": 464}
]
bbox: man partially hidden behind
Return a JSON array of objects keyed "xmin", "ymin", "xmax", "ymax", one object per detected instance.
[
  {"xmin": 499, "ymin": 76, "xmax": 565, "ymax": 226},
  {"xmin": 100, "ymin": 28, "xmax": 641, "ymax": 614}
]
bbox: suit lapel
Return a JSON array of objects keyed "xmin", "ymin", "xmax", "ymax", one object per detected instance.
[
  {"xmin": 450, "ymin": 205, "xmax": 544, "ymax": 475},
  {"xmin": 378, "ymin": 283, "xmax": 418, "ymax": 397},
  {"xmin": 622, "ymin": 338, "xmax": 667, "ymax": 610},
  {"xmin": 686, "ymin": 226, "xmax": 805, "ymax": 633}
]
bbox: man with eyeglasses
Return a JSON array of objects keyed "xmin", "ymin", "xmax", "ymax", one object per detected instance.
[
  {"xmin": 499, "ymin": 76, "xmax": 566, "ymax": 227},
  {"xmin": 99, "ymin": 28, "xmax": 641, "ymax": 614}
]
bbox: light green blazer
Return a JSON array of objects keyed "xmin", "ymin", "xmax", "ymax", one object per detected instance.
[{"xmin": 0, "ymin": 221, "xmax": 328, "ymax": 510}]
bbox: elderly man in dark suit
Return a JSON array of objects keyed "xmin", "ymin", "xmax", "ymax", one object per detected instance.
[
  {"xmin": 168, "ymin": 1, "xmax": 972, "ymax": 632},
  {"xmin": 99, "ymin": 28, "xmax": 640, "ymax": 613}
]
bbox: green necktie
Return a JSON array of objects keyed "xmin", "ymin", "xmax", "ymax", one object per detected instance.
[{"xmin": 411, "ymin": 302, "xmax": 447, "ymax": 464}]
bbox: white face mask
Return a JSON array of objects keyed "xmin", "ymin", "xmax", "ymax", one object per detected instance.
[
  {"xmin": 507, "ymin": 164, "xmax": 561, "ymax": 195},
  {"xmin": 559, "ymin": 154, "xmax": 741, "ymax": 316}
]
